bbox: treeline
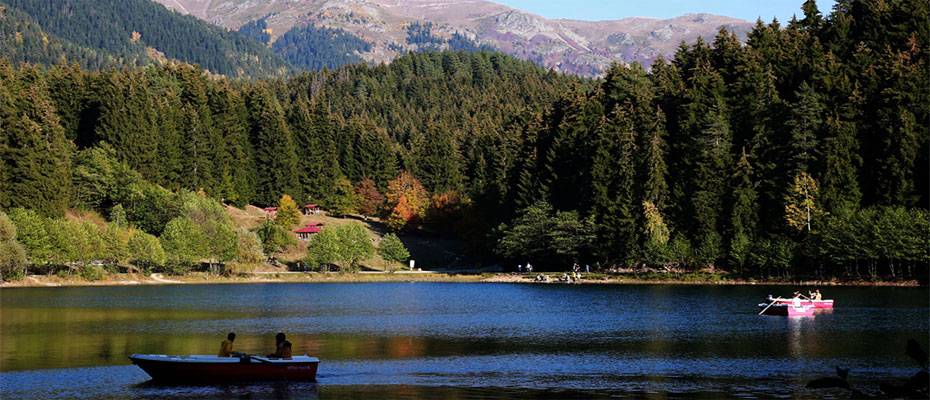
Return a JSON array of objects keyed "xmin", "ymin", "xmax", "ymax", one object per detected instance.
[
  {"xmin": 1, "ymin": 0, "xmax": 928, "ymax": 280},
  {"xmin": 0, "ymin": 50, "xmax": 575, "ymax": 275},
  {"xmin": 272, "ymin": 23, "xmax": 372, "ymax": 71},
  {"xmin": 406, "ymin": 21, "xmax": 495, "ymax": 53},
  {"xmin": 499, "ymin": 0, "xmax": 928, "ymax": 278}
]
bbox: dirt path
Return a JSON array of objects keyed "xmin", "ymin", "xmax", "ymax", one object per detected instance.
[
  {"xmin": 148, "ymin": 274, "xmax": 183, "ymax": 284},
  {"xmin": 25, "ymin": 276, "xmax": 59, "ymax": 287}
]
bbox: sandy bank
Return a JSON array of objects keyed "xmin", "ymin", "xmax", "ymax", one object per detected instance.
[{"xmin": 1, "ymin": 271, "xmax": 923, "ymax": 288}]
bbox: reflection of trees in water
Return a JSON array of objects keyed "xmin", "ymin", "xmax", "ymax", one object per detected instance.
[{"xmin": 807, "ymin": 339, "xmax": 929, "ymax": 398}]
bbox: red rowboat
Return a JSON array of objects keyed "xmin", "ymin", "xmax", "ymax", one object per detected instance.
[
  {"xmin": 767, "ymin": 295, "xmax": 834, "ymax": 309},
  {"xmin": 758, "ymin": 302, "xmax": 816, "ymax": 316},
  {"xmin": 130, "ymin": 354, "xmax": 319, "ymax": 383}
]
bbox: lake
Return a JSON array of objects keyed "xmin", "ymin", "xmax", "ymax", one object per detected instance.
[{"xmin": 0, "ymin": 282, "xmax": 927, "ymax": 399}]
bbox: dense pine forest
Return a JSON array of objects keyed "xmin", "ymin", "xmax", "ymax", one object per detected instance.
[
  {"xmin": 0, "ymin": 0, "xmax": 291, "ymax": 76},
  {"xmin": 1, "ymin": 0, "xmax": 927, "ymax": 281}
]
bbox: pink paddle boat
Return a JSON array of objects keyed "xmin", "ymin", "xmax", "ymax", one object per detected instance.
[{"xmin": 767, "ymin": 295, "xmax": 834, "ymax": 309}]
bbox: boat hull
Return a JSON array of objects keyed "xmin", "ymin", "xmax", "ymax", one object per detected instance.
[
  {"xmin": 768, "ymin": 297, "xmax": 834, "ymax": 309},
  {"xmin": 758, "ymin": 303, "xmax": 816, "ymax": 316},
  {"xmin": 130, "ymin": 355, "xmax": 319, "ymax": 383}
]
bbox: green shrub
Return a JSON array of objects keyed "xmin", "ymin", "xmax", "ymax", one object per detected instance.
[
  {"xmin": 223, "ymin": 262, "xmax": 258, "ymax": 276},
  {"xmin": 80, "ymin": 265, "xmax": 106, "ymax": 281},
  {"xmin": 0, "ymin": 212, "xmax": 28, "ymax": 280},
  {"xmin": 378, "ymin": 233, "xmax": 410, "ymax": 269},
  {"xmin": 128, "ymin": 230, "xmax": 167, "ymax": 270},
  {"xmin": 305, "ymin": 223, "xmax": 374, "ymax": 272},
  {"xmin": 235, "ymin": 228, "xmax": 265, "ymax": 264},
  {"xmin": 254, "ymin": 220, "xmax": 296, "ymax": 256}
]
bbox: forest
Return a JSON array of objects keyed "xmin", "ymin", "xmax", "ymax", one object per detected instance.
[{"xmin": 0, "ymin": 0, "xmax": 927, "ymax": 281}]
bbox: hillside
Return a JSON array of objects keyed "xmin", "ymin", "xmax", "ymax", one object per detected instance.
[
  {"xmin": 154, "ymin": 0, "xmax": 753, "ymax": 76},
  {"xmin": 0, "ymin": 0, "xmax": 289, "ymax": 77},
  {"xmin": 2, "ymin": 0, "xmax": 928, "ymax": 281}
]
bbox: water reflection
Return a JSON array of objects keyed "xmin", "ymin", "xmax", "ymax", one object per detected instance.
[{"xmin": 131, "ymin": 380, "xmax": 319, "ymax": 400}]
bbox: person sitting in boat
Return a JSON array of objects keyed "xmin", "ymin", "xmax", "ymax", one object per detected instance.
[
  {"xmin": 267, "ymin": 332, "xmax": 293, "ymax": 359},
  {"xmin": 218, "ymin": 332, "xmax": 236, "ymax": 357},
  {"xmin": 814, "ymin": 289, "xmax": 822, "ymax": 300}
]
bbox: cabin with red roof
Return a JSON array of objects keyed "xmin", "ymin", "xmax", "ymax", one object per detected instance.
[
  {"xmin": 294, "ymin": 222, "xmax": 324, "ymax": 240},
  {"xmin": 262, "ymin": 207, "xmax": 278, "ymax": 217},
  {"xmin": 303, "ymin": 204, "xmax": 321, "ymax": 215}
]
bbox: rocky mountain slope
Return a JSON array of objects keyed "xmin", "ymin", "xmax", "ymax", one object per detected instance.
[{"xmin": 154, "ymin": 0, "xmax": 753, "ymax": 76}]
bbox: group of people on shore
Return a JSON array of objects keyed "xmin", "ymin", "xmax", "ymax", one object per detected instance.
[
  {"xmin": 217, "ymin": 332, "xmax": 293, "ymax": 359},
  {"xmin": 520, "ymin": 262, "xmax": 591, "ymax": 284}
]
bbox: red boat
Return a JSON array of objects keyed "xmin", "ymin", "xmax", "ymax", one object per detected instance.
[
  {"xmin": 130, "ymin": 354, "xmax": 320, "ymax": 383},
  {"xmin": 758, "ymin": 302, "xmax": 816, "ymax": 316},
  {"xmin": 767, "ymin": 295, "xmax": 834, "ymax": 309}
]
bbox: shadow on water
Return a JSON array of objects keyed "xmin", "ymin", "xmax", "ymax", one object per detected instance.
[
  {"xmin": 130, "ymin": 380, "xmax": 319, "ymax": 400},
  {"xmin": 126, "ymin": 382, "xmax": 753, "ymax": 400}
]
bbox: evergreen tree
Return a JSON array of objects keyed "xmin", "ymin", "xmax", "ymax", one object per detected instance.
[
  {"xmin": 590, "ymin": 109, "xmax": 640, "ymax": 263},
  {"xmin": 641, "ymin": 109, "xmax": 669, "ymax": 210},
  {"xmin": 819, "ymin": 112, "xmax": 861, "ymax": 215},
  {"xmin": 415, "ymin": 124, "xmax": 463, "ymax": 193},
  {"xmin": 247, "ymin": 86, "xmax": 299, "ymax": 205},
  {"xmin": 680, "ymin": 63, "xmax": 733, "ymax": 266},
  {"xmin": 0, "ymin": 64, "xmax": 72, "ymax": 217},
  {"xmin": 783, "ymin": 81, "xmax": 823, "ymax": 181},
  {"xmin": 728, "ymin": 149, "xmax": 759, "ymax": 272}
]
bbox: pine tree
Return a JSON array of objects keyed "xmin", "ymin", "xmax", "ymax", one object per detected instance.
[
  {"xmin": 641, "ymin": 109, "xmax": 669, "ymax": 210},
  {"xmin": 247, "ymin": 86, "xmax": 299, "ymax": 205},
  {"xmin": 819, "ymin": 112, "xmax": 861, "ymax": 215},
  {"xmin": 211, "ymin": 86, "xmax": 255, "ymax": 205},
  {"xmin": 728, "ymin": 149, "xmax": 759, "ymax": 272},
  {"xmin": 799, "ymin": 0, "xmax": 824, "ymax": 31},
  {"xmin": 783, "ymin": 82, "xmax": 823, "ymax": 181},
  {"xmin": 0, "ymin": 64, "xmax": 73, "ymax": 217},
  {"xmin": 415, "ymin": 124, "xmax": 463, "ymax": 193},
  {"xmin": 680, "ymin": 63, "xmax": 732, "ymax": 266},
  {"xmin": 590, "ymin": 109, "xmax": 639, "ymax": 263}
]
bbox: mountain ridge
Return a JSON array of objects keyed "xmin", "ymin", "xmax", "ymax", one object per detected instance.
[{"xmin": 152, "ymin": 0, "xmax": 753, "ymax": 76}]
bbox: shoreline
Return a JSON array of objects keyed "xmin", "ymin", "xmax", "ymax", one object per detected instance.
[{"xmin": 1, "ymin": 271, "xmax": 924, "ymax": 289}]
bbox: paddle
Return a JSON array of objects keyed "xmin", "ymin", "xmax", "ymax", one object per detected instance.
[
  {"xmin": 758, "ymin": 296, "xmax": 783, "ymax": 315},
  {"xmin": 250, "ymin": 355, "xmax": 275, "ymax": 364},
  {"xmin": 233, "ymin": 352, "xmax": 274, "ymax": 364}
]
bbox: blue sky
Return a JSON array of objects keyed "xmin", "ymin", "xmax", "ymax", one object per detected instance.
[{"xmin": 492, "ymin": 0, "xmax": 837, "ymax": 22}]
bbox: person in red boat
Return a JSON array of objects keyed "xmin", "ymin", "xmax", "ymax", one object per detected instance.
[
  {"xmin": 268, "ymin": 332, "xmax": 292, "ymax": 359},
  {"xmin": 218, "ymin": 332, "xmax": 235, "ymax": 357}
]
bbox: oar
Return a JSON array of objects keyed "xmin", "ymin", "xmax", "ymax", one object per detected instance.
[
  {"xmin": 234, "ymin": 352, "xmax": 274, "ymax": 364},
  {"xmin": 758, "ymin": 297, "xmax": 782, "ymax": 315}
]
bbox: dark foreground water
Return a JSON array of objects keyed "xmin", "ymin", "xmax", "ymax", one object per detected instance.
[{"xmin": 0, "ymin": 283, "xmax": 927, "ymax": 399}]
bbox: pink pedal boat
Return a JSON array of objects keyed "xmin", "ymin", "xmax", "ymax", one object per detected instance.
[{"xmin": 766, "ymin": 295, "xmax": 834, "ymax": 309}]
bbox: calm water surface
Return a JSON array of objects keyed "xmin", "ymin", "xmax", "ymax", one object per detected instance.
[{"xmin": 0, "ymin": 283, "xmax": 927, "ymax": 399}]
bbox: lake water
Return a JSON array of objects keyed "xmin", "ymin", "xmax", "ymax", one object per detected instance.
[{"xmin": 0, "ymin": 282, "xmax": 927, "ymax": 399}]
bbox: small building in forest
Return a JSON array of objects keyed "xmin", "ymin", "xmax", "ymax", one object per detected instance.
[
  {"xmin": 294, "ymin": 223, "xmax": 323, "ymax": 240},
  {"xmin": 303, "ymin": 204, "xmax": 321, "ymax": 215},
  {"xmin": 263, "ymin": 207, "xmax": 278, "ymax": 217}
]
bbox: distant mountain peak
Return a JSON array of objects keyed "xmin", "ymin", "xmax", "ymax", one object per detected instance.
[{"xmin": 153, "ymin": 0, "xmax": 753, "ymax": 75}]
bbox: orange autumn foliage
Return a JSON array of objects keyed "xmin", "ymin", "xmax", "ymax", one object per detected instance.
[{"xmin": 384, "ymin": 171, "xmax": 428, "ymax": 231}]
